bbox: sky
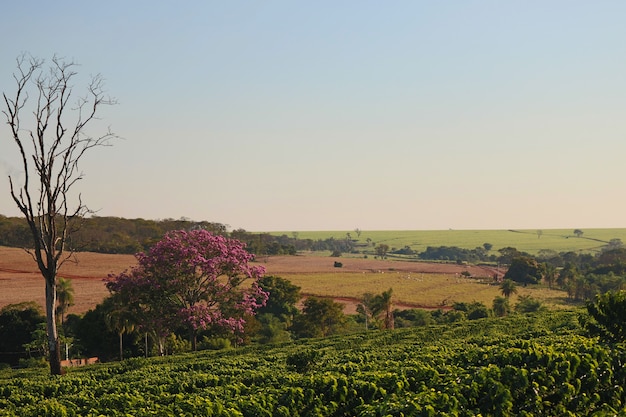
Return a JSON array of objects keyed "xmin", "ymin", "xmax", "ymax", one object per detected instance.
[{"xmin": 1, "ymin": 1, "xmax": 625, "ymax": 232}]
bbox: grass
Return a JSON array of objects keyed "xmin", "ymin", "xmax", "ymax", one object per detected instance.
[
  {"xmin": 274, "ymin": 228, "xmax": 626, "ymax": 255},
  {"xmin": 285, "ymin": 271, "xmax": 576, "ymax": 311}
]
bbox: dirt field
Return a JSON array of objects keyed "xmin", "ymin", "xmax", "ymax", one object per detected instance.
[{"xmin": 0, "ymin": 247, "xmax": 501, "ymax": 315}]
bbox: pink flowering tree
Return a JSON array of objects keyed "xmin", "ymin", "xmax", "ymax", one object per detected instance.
[{"xmin": 106, "ymin": 229, "xmax": 267, "ymax": 353}]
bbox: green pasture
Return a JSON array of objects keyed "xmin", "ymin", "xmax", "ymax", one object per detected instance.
[{"xmin": 273, "ymin": 228, "xmax": 626, "ymax": 255}]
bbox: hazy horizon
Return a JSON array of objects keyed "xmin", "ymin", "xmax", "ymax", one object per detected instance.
[{"xmin": 2, "ymin": 2, "xmax": 625, "ymax": 232}]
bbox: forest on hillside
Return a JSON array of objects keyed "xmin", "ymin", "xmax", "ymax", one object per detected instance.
[{"xmin": 0, "ymin": 215, "xmax": 341, "ymax": 255}]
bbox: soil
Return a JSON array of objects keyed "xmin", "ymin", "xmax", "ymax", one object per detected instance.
[{"xmin": 0, "ymin": 247, "xmax": 502, "ymax": 315}]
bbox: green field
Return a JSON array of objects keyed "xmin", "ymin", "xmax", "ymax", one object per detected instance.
[{"xmin": 272, "ymin": 228, "xmax": 626, "ymax": 255}]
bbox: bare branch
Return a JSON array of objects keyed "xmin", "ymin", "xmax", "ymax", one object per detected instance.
[{"xmin": 2, "ymin": 54, "xmax": 117, "ymax": 375}]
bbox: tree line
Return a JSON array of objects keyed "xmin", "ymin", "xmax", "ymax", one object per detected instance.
[{"xmin": 0, "ymin": 215, "xmax": 354, "ymax": 255}]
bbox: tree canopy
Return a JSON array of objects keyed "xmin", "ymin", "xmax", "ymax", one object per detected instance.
[
  {"xmin": 504, "ymin": 256, "xmax": 545, "ymax": 285},
  {"xmin": 585, "ymin": 290, "xmax": 626, "ymax": 343},
  {"xmin": 292, "ymin": 297, "xmax": 346, "ymax": 338},
  {"xmin": 106, "ymin": 230, "xmax": 268, "ymax": 353}
]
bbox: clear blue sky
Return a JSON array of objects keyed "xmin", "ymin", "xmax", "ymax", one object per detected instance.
[{"xmin": 1, "ymin": 1, "xmax": 625, "ymax": 231}]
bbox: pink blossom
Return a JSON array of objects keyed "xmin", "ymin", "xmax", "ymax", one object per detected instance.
[{"xmin": 106, "ymin": 229, "xmax": 268, "ymax": 338}]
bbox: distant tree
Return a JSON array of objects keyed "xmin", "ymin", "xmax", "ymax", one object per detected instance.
[
  {"xmin": 543, "ymin": 264, "xmax": 557, "ymax": 289},
  {"xmin": 483, "ymin": 243, "xmax": 493, "ymax": 251},
  {"xmin": 106, "ymin": 230, "xmax": 268, "ymax": 353},
  {"xmin": 568, "ymin": 275, "xmax": 593, "ymax": 301},
  {"xmin": 536, "ymin": 249, "xmax": 562, "ymax": 267},
  {"xmin": 492, "ymin": 296, "xmax": 510, "ymax": 317},
  {"xmin": 596, "ymin": 248, "xmax": 626, "ymax": 267},
  {"xmin": 574, "ymin": 229, "xmax": 584, "ymax": 238},
  {"xmin": 607, "ymin": 239, "xmax": 624, "ymax": 251},
  {"xmin": 536, "ymin": 230, "xmax": 543, "ymax": 239},
  {"xmin": 584, "ymin": 290, "xmax": 626, "ymax": 343},
  {"xmin": 375, "ymin": 244, "xmax": 390, "ymax": 259},
  {"xmin": 373, "ymin": 288, "xmax": 395, "ymax": 329},
  {"xmin": 500, "ymin": 279, "xmax": 518, "ymax": 299},
  {"xmin": 3, "ymin": 54, "xmax": 117, "ymax": 375},
  {"xmin": 358, "ymin": 289, "xmax": 395, "ymax": 330},
  {"xmin": 497, "ymin": 247, "xmax": 522, "ymax": 265},
  {"xmin": 392, "ymin": 246, "xmax": 417, "ymax": 256},
  {"xmin": 356, "ymin": 293, "xmax": 377, "ymax": 330},
  {"xmin": 354, "ymin": 228, "xmax": 362, "ymax": 238},
  {"xmin": 292, "ymin": 297, "xmax": 346, "ymax": 338},
  {"xmin": 504, "ymin": 257, "xmax": 545, "ymax": 285},
  {"xmin": 557, "ymin": 263, "xmax": 580, "ymax": 288}
]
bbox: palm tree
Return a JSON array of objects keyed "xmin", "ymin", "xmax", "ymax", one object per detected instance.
[
  {"xmin": 372, "ymin": 288, "xmax": 394, "ymax": 330},
  {"xmin": 492, "ymin": 296, "xmax": 510, "ymax": 317},
  {"xmin": 357, "ymin": 293, "xmax": 377, "ymax": 330},
  {"xmin": 103, "ymin": 297, "xmax": 136, "ymax": 361},
  {"xmin": 500, "ymin": 279, "xmax": 518, "ymax": 299},
  {"xmin": 55, "ymin": 277, "xmax": 75, "ymax": 327},
  {"xmin": 542, "ymin": 264, "xmax": 557, "ymax": 289}
]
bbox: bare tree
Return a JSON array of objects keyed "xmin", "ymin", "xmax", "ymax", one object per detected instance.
[{"xmin": 2, "ymin": 54, "xmax": 116, "ymax": 375}]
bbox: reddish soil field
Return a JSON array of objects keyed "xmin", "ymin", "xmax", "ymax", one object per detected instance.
[
  {"xmin": 0, "ymin": 247, "xmax": 136, "ymax": 314},
  {"xmin": 0, "ymin": 247, "xmax": 499, "ymax": 315},
  {"xmin": 258, "ymin": 254, "xmax": 495, "ymax": 275}
]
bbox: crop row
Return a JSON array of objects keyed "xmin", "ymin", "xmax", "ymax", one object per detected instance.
[{"xmin": 0, "ymin": 311, "xmax": 624, "ymax": 416}]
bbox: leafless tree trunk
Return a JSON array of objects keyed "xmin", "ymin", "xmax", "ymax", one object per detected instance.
[{"xmin": 2, "ymin": 54, "xmax": 116, "ymax": 375}]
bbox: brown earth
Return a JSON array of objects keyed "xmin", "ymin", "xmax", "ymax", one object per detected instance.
[{"xmin": 0, "ymin": 247, "xmax": 501, "ymax": 315}]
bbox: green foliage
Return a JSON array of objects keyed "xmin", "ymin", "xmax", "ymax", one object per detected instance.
[
  {"xmin": 255, "ymin": 314, "xmax": 292, "ymax": 344},
  {"xmin": 292, "ymin": 297, "xmax": 347, "ymax": 338},
  {"xmin": 394, "ymin": 309, "xmax": 433, "ymax": 327},
  {"xmin": 453, "ymin": 301, "xmax": 490, "ymax": 320},
  {"xmin": 585, "ymin": 290, "xmax": 626, "ymax": 343},
  {"xmin": 0, "ymin": 303, "xmax": 45, "ymax": 366},
  {"xmin": 256, "ymin": 276, "xmax": 301, "ymax": 319},
  {"xmin": 55, "ymin": 277, "xmax": 74, "ymax": 326},
  {"xmin": 286, "ymin": 349, "xmax": 321, "ymax": 373},
  {"xmin": 500, "ymin": 278, "xmax": 518, "ymax": 298},
  {"xmin": 1, "ymin": 310, "xmax": 625, "ymax": 416},
  {"xmin": 359, "ymin": 288, "xmax": 395, "ymax": 330},
  {"xmin": 515, "ymin": 295, "xmax": 546, "ymax": 313},
  {"xmin": 492, "ymin": 296, "xmax": 511, "ymax": 317},
  {"xmin": 69, "ymin": 302, "xmax": 125, "ymax": 361},
  {"xmin": 0, "ymin": 215, "xmax": 228, "ymax": 253},
  {"xmin": 198, "ymin": 336, "xmax": 232, "ymax": 351},
  {"xmin": 504, "ymin": 256, "xmax": 546, "ymax": 284}
]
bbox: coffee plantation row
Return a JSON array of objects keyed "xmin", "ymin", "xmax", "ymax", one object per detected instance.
[{"xmin": 1, "ymin": 310, "xmax": 624, "ymax": 416}]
